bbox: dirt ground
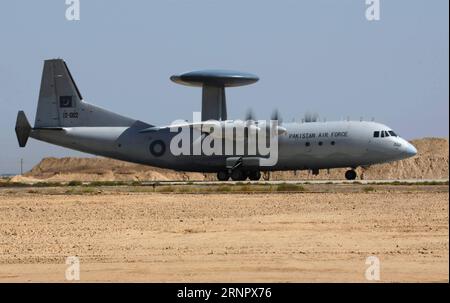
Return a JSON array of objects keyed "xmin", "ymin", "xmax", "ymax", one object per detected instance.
[{"xmin": 0, "ymin": 185, "xmax": 448, "ymax": 282}]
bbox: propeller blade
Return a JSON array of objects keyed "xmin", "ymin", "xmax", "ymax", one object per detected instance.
[
  {"xmin": 304, "ymin": 112, "xmax": 319, "ymax": 123},
  {"xmin": 245, "ymin": 108, "xmax": 256, "ymax": 121},
  {"xmin": 271, "ymin": 109, "xmax": 282, "ymax": 124}
]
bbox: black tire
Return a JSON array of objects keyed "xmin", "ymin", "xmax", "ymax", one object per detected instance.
[
  {"xmin": 345, "ymin": 169, "xmax": 357, "ymax": 180},
  {"xmin": 231, "ymin": 169, "xmax": 246, "ymax": 181},
  {"xmin": 217, "ymin": 170, "xmax": 230, "ymax": 181},
  {"xmin": 149, "ymin": 140, "xmax": 166, "ymax": 157},
  {"xmin": 248, "ymin": 170, "xmax": 261, "ymax": 181}
]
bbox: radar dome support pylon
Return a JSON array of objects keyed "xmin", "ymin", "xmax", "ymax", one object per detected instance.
[{"xmin": 170, "ymin": 70, "xmax": 259, "ymax": 121}]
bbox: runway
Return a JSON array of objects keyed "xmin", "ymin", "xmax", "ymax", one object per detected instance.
[{"xmin": 141, "ymin": 179, "xmax": 449, "ymax": 186}]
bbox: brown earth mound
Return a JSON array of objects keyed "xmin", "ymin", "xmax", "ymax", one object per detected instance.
[
  {"xmin": 12, "ymin": 137, "xmax": 449, "ymax": 182},
  {"xmin": 19, "ymin": 157, "xmax": 208, "ymax": 182}
]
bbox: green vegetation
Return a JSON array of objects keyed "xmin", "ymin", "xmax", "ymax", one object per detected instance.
[
  {"xmin": 375, "ymin": 180, "xmax": 449, "ymax": 186},
  {"xmin": 0, "ymin": 182, "xmax": 26, "ymax": 187},
  {"xmin": 275, "ymin": 183, "xmax": 306, "ymax": 192},
  {"xmin": 215, "ymin": 185, "xmax": 231, "ymax": 192},
  {"xmin": 80, "ymin": 187, "xmax": 97, "ymax": 194},
  {"xmin": 363, "ymin": 186, "xmax": 375, "ymax": 193},
  {"xmin": 32, "ymin": 182, "xmax": 63, "ymax": 187},
  {"xmin": 64, "ymin": 187, "xmax": 98, "ymax": 194},
  {"xmin": 0, "ymin": 179, "xmax": 447, "ymax": 195},
  {"xmin": 156, "ymin": 186, "xmax": 175, "ymax": 193},
  {"xmin": 130, "ymin": 183, "xmax": 308, "ymax": 193},
  {"xmin": 87, "ymin": 181, "xmax": 128, "ymax": 186},
  {"xmin": 64, "ymin": 188, "xmax": 76, "ymax": 195}
]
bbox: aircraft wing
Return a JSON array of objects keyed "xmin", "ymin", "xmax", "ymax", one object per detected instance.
[
  {"xmin": 139, "ymin": 121, "xmax": 286, "ymax": 139},
  {"xmin": 139, "ymin": 121, "xmax": 216, "ymax": 133}
]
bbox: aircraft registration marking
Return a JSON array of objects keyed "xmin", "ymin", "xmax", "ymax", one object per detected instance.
[{"xmin": 63, "ymin": 112, "xmax": 79, "ymax": 119}]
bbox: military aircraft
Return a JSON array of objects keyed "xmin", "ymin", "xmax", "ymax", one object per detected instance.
[{"xmin": 15, "ymin": 59, "xmax": 417, "ymax": 181}]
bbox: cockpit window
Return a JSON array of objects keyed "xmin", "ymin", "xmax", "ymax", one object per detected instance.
[
  {"xmin": 375, "ymin": 130, "xmax": 398, "ymax": 138},
  {"xmin": 388, "ymin": 131, "xmax": 397, "ymax": 137}
]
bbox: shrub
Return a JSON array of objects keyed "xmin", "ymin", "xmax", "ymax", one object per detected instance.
[{"xmin": 276, "ymin": 183, "xmax": 305, "ymax": 192}]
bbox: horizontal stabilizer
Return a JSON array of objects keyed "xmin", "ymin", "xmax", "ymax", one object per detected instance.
[
  {"xmin": 15, "ymin": 111, "xmax": 31, "ymax": 147},
  {"xmin": 33, "ymin": 127, "xmax": 64, "ymax": 131}
]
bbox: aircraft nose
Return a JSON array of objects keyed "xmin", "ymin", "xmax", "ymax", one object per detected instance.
[
  {"xmin": 403, "ymin": 142, "xmax": 417, "ymax": 157},
  {"xmin": 402, "ymin": 140, "xmax": 417, "ymax": 158}
]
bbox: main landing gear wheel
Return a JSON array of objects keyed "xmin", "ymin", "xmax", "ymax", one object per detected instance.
[
  {"xmin": 230, "ymin": 169, "xmax": 246, "ymax": 181},
  {"xmin": 345, "ymin": 169, "xmax": 357, "ymax": 180},
  {"xmin": 248, "ymin": 170, "xmax": 261, "ymax": 181},
  {"xmin": 217, "ymin": 170, "xmax": 230, "ymax": 181}
]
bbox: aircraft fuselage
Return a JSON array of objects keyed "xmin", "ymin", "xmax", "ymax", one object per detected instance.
[{"xmin": 30, "ymin": 120, "xmax": 417, "ymax": 173}]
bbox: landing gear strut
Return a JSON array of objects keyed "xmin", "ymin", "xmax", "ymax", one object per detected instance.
[{"xmin": 345, "ymin": 169, "xmax": 357, "ymax": 180}]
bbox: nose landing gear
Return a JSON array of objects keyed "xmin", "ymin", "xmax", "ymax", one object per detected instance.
[{"xmin": 345, "ymin": 169, "xmax": 357, "ymax": 180}]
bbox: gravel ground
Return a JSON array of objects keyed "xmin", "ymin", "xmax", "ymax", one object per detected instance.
[{"xmin": 0, "ymin": 186, "xmax": 448, "ymax": 282}]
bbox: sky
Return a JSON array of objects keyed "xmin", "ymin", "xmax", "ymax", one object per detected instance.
[{"xmin": 0, "ymin": 0, "xmax": 448, "ymax": 174}]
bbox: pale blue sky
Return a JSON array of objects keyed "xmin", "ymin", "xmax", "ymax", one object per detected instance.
[{"xmin": 0, "ymin": 0, "xmax": 448, "ymax": 174}]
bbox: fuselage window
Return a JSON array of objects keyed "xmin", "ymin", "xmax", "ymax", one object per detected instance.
[
  {"xmin": 374, "ymin": 131, "xmax": 380, "ymax": 138},
  {"xmin": 318, "ymin": 141, "xmax": 323, "ymax": 146},
  {"xmin": 331, "ymin": 141, "xmax": 335, "ymax": 145},
  {"xmin": 305, "ymin": 142, "xmax": 310, "ymax": 147}
]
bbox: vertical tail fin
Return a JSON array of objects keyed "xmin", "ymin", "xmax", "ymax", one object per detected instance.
[{"xmin": 34, "ymin": 59, "xmax": 135, "ymax": 128}]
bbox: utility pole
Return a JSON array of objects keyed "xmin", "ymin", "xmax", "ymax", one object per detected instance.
[{"xmin": 20, "ymin": 158, "xmax": 23, "ymax": 175}]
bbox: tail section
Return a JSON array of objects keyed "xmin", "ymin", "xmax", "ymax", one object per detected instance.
[
  {"xmin": 15, "ymin": 111, "xmax": 31, "ymax": 147},
  {"xmin": 34, "ymin": 59, "xmax": 135, "ymax": 128}
]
